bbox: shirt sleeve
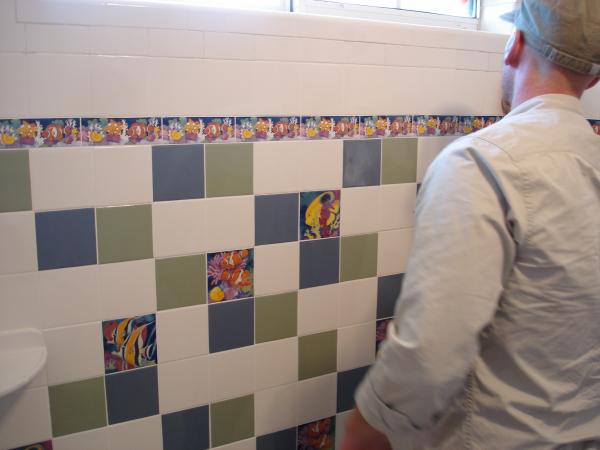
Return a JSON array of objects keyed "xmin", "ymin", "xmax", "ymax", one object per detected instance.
[{"xmin": 355, "ymin": 138, "xmax": 521, "ymax": 448}]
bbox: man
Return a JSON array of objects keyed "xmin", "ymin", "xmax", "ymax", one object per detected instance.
[{"xmin": 341, "ymin": 1, "xmax": 600, "ymax": 449}]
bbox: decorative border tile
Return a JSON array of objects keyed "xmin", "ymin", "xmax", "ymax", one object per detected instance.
[
  {"xmin": 360, "ymin": 115, "xmax": 414, "ymax": 138},
  {"xmin": 0, "ymin": 118, "xmax": 80, "ymax": 148},
  {"xmin": 102, "ymin": 313, "xmax": 157, "ymax": 374},
  {"xmin": 81, "ymin": 117, "xmax": 161, "ymax": 145},
  {"xmin": 375, "ymin": 318, "xmax": 392, "ymax": 356},
  {"xmin": 236, "ymin": 116, "xmax": 301, "ymax": 141},
  {"xmin": 301, "ymin": 116, "xmax": 359, "ymax": 140},
  {"xmin": 300, "ymin": 190, "xmax": 341, "ymax": 240},
  {"xmin": 207, "ymin": 248, "xmax": 254, "ymax": 303},
  {"xmin": 590, "ymin": 119, "xmax": 600, "ymax": 135},
  {"xmin": 9, "ymin": 441, "xmax": 53, "ymax": 450},
  {"xmin": 297, "ymin": 416, "xmax": 335, "ymax": 450},
  {"xmin": 162, "ymin": 116, "xmax": 234, "ymax": 144}
]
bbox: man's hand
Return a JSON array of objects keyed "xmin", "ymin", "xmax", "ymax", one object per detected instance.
[{"xmin": 340, "ymin": 407, "xmax": 393, "ymax": 450}]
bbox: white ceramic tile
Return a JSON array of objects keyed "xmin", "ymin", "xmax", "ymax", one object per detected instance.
[
  {"xmin": 0, "ymin": 54, "xmax": 28, "ymax": 118},
  {"xmin": 29, "ymin": 147, "xmax": 94, "ymax": 211},
  {"xmin": 209, "ymin": 346, "xmax": 255, "ymax": 402},
  {"xmin": 93, "ymin": 145, "xmax": 153, "ymax": 206},
  {"xmin": 254, "ymin": 35, "xmax": 302, "ymax": 62},
  {"xmin": 296, "ymin": 374, "xmax": 337, "ymax": 425},
  {"xmin": 26, "ymin": 24, "xmax": 90, "ymax": 53},
  {"xmin": 488, "ymin": 52, "xmax": 504, "ymax": 72},
  {"xmin": 377, "ymin": 228, "xmax": 414, "ymax": 276},
  {"xmin": 298, "ymin": 284, "xmax": 339, "ymax": 336},
  {"xmin": 453, "ymin": 70, "xmax": 503, "ymax": 116},
  {"xmin": 204, "ymin": 32, "xmax": 256, "ymax": 60},
  {"xmin": 379, "ymin": 183, "xmax": 416, "ymax": 231},
  {"xmin": 37, "ymin": 266, "xmax": 100, "ymax": 329},
  {"xmin": 27, "ymin": 54, "xmax": 91, "ymax": 117},
  {"xmin": 254, "ymin": 337, "xmax": 298, "ymax": 391},
  {"xmin": 152, "ymin": 200, "xmax": 205, "ymax": 258},
  {"xmin": 53, "ymin": 428, "xmax": 109, "ymax": 450},
  {"xmin": 204, "ymin": 196, "xmax": 254, "ymax": 252},
  {"xmin": 384, "ymin": 45, "xmax": 457, "ymax": 69},
  {"xmin": 297, "ymin": 38, "xmax": 354, "ymax": 64},
  {"xmin": 108, "ymin": 415, "xmax": 163, "ymax": 450},
  {"xmin": 88, "ymin": 26, "xmax": 148, "ymax": 56},
  {"xmin": 158, "ymin": 356, "xmax": 209, "ymax": 414},
  {"xmin": 341, "ymin": 187, "xmax": 380, "ymax": 236},
  {"xmin": 335, "ymin": 410, "xmax": 353, "ymax": 449},
  {"xmin": 254, "ymin": 242, "xmax": 299, "ymax": 296},
  {"xmin": 251, "ymin": 62, "xmax": 301, "ymax": 116},
  {"xmin": 17, "ymin": 0, "xmax": 107, "ymax": 26},
  {"xmin": 97, "ymin": 259, "xmax": 156, "ymax": 320},
  {"xmin": 147, "ymin": 29, "xmax": 204, "ymax": 58},
  {"xmin": 44, "ymin": 322, "xmax": 104, "ymax": 385},
  {"xmin": 0, "ymin": 1, "xmax": 25, "ymax": 52},
  {"xmin": 254, "ymin": 383, "xmax": 298, "ymax": 436},
  {"xmin": 0, "ymin": 212, "xmax": 37, "ymax": 275},
  {"xmin": 200, "ymin": 59, "xmax": 254, "ymax": 116},
  {"xmin": 212, "ymin": 439, "xmax": 256, "ymax": 450},
  {"xmin": 354, "ymin": 41, "xmax": 385, "ymax": 66},
  {"xmin": 28, "ymin": 366, "xmax": 48, "ymax": 389},
  {"xmin": 0, "ymin": 386, "xmax": 52, "ymax": 450},
  {"xmin": 337, "ymin": 322, "xmax": 376, "ymax": 372},
  {"xmin": 0, "ymin": 272, "xmax": 42, "ymax": 332},
  {"xmin": 455, "ymin": 50, "xmax": 490, "ymax": 71},
  {"xmin": 156, "ymin": 305, "xmax": 208, "ymax": 362},
  {"xmin": 298, "ymin": 63, "xmax": 346, "ymax": 115},
  {"xmin": 417, "ymin": 136, "xmax": 456, "ymax": 183},
  {"xmin": 338, "ymin": 278, "xmax": 377, "ymax": 327},
  {"xmin": 412, "ymin": 68, "xmax": 458, "ymax": 115}
]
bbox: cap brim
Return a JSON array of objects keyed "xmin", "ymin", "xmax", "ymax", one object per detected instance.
[{"xmin": 500, "ymin": 10, "xmax": 517, "ymax": 23}]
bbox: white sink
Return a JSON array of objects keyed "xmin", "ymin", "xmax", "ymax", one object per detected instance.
[{"xmin": 0, "ymin": 328, "xmax": 47, "ymax": 398}]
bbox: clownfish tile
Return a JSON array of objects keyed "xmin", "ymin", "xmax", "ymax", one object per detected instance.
[
  {"xmin": 0, "ymin": 118, "xmax": 81, "ymax": 149},
  {"xmin": 360, "ymin": 115, "xmax": 414, "ymax": 138},
  {"xmin": 301, "ymin": 116, "xmax": 359, "ymax": 140},
  {"xmin": 81, "ymin": 118, "xmax": 161, "ymax": 146},
  {"xmin": 236, "ymin": 116, "xmax": 301, "ymax": 142},
  {"xmin": 162, "ymin": 117, "xmax": 234, "ymax": 144},
  {"xmin": 207, "ymin": 248, "xmax": 254, "ymax": 304}
]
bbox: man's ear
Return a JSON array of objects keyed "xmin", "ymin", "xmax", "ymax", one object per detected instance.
[
  {"xmin": 586, "ymin": 77, "xmax": 600, "ymax": 90},
  {"xmin": 503, "ymin": 29, "xmax": 525, "ymax": 67}
]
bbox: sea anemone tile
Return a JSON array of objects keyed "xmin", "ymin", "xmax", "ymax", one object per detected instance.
[
  {"xmin": 236, "ymin": 116, "xmax": 301, "ymax": 142},
  {"xmin": 0, "ymin": 118, "xmax": 80, "ymax": 148},
  {"xmin": 360, "ymin": 115, "xmax": 414, "ymax": 138},
  {"xmin": 301, "ymin": 116, "xmax": 359, "ymax": 140},
  {"xmin": 81, "ymin": 118, "xmax": 161, "ymax": 145},
  {"xmin": 207, "ymin": 248, "xmax": 254, "ymax": 303}
]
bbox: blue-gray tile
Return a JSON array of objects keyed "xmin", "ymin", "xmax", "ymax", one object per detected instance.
[
  {"xmin": 255, "ymin": 193, "xmax": 299, "ymax": 245},
  {"xmin": 377, "ymin": 273, "xmax": 404, "ymax": 319},
  {"xmin": 162, "ymin": 405, "xmax": 209, "ymax": 450},
  {"xmin": 343, "ymin": 139, "xmax": 381, "ymax": 187},
  {"xmin": 35, "ymin": 208, "xmax": 97, "ymax": 270},
  {"xmin": 337, "ymin": 366, "xmax": 369, "ymax": 413},
  {"xmin": 299, "ymin": 238, "xmax": 340, "ymax": 289},
  {"xmin": 105, "ymin": 366, "xmax": 159, "ymax": 424},
  {"xmin": 257, "ymin": 427, "xmax": 296, "ymax": 450},
  {"xmin": 152, "ymin": 144, "xmax": 204, "ymax": 201},
  {"xmin": 208, "ymin": 299, "xmax": 254, "ymax": 353}
]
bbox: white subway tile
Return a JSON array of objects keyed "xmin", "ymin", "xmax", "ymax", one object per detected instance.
[
  {"xmin": 379, "ymin": 183, "xmax": 416, "ymax": 230},
  {"xmin": 0, "ymin": 54, "xmax": 28, "ymax": 118},
  {"xmin": 338, "ymin": 278, "xmax": 377, "ymax": 327},
  {"xmin": 0, "ymin": 212, "xmax": 37, "ymax": 275},
  {"xmin": 53, "ymin": 428, "xmax": 109, "ymax": 450},
  {"xmin": 377, "ymin": 228, "xmax": 414, "ymax": 276},
  {"xmin": 341, "ymin": 186, "xmax": 380, "ymax": 236},
  {"xmin": 416, "ymin": 68, "xmax": 459, "ymax": 114},
  {"xmin": 26, "ymin": 24, "xmax": 90, "ymax": 54},
  {"xmin": 337, "ymin": 322, "xmax": 376, "ymax": 372},
  {"xmin": 209, "ymin": 346, "xmax": 255, "ymax": 402},
  {"xmin": 29, "ymin": 147, "xmax": 94, "ymax": 211},
  {"xmin": 297, "ymin": 38, "xmax": 354, "ymax": 64},
  {"xmin": 156, "ymin": 305, "xmax": 209, "ymax": 362},
  {"xmin": 204, "ymin": 32, "xmax": 256, "ymax": 61},
  {"xmin": 254, "ymin": 337, "xmax": 298, "ymax": 391},
  {"xmin": 0, "ymin": 272, "xmax": 42, "ymax": 332},
  {"xmin": 89, "ymin": 26, "xmax": 148, "ymax": 56},
  {"xmin": 200, "ymin": 59, "xmax": 255, "ymax": 116},
  {"xmin": 0, "ymin": 0, "xmax": 25, "ymax": 52},
  {"xmin": 298, "ymin": 63, "xmax": 346, "ymax": 115},
  {"xmin": 488, "ymin": 52, "xmax": 505, "ymax": 72},
  {"xmin": 251, "ymin": 62, "xmax": 302, "ymax": 116},
  {"xmin": 254, "ymin": 242, "xmax": 299, "ymax": 296},
  {"xmin": 204, "ymin": 196, "xmax": 254, "ymax": 253},
  {"xmin": 152, "ymin": 199, "xmax": 205, "ymax": 258},
  {"xmin": 158, "ymin": 355, "xmax": 209, "ymax": 414},
  {"xmin": 108, "ymin": 415, "xmax": 163, "ymax": 450},
  {"xmin": 384, "ymin": 45, "xmax": 457, "ymax": 69},
  {"xmin": 296, "ymin": 374, "xmax": 337, "ymax": 425},
  {"xmin": 254, "ymin": 383, "xmax": 298, "ymax": 436},
  {"xmin": 147, "ymin": 29, "xmax": 204, "ymax": 58},
  {"xmin": 455, "ymin": 50, "xmax": 490, "ymax": 71},
  {"xmin": 254, "ymin": 35, "xmax": 302, "ymax": 62},
  {"xmin": 298, "ymin": 284, "xmax": 339, "ymax": 336},
  {"xmin": 354, "ymin": 42, "xmax": 385, "ymax": 66}
]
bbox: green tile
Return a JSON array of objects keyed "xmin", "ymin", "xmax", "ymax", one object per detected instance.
[
  {"xmin": 255, "ymin": 292, "xmax": 298, "ymax": 343},
  {"xmin": 210, "ymin": 394, "xmax": 254, "ymax": 447},
  {"xmin": 0, "ymin": 149, "xmax": 32, "ymax": 212},
  {"xmin": 49, "ymin": 377, "xmax": 107, "ymax": 437},
  {"xmin": 381, "ymin": 138, "xmax": 417, "ymax": 184},
  {"xmin": 298, "ymin": 330, "xmax": 337, "ymax": 380},
  {"xmin": 205, "ymin": 143, "xmax": 253, "ymax": 197},
  {"xmin": 96, "ymin": 204, "xmax": 153, "ymax": 264},
  {"xmin": 156, "ymin": 254, "xmax": 206, "ymax": 310},
  {"xmin": 340, "ymin": 234, "xmax": 378, "ymax": 282}
]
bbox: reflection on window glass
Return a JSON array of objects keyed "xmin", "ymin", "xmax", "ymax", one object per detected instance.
[
  {"xmin": 312, "ymin": 0, "xmax": 476, "ymax": 18},
  {"xmin": 122, "ymin": 0, "xmax": 287, "ymax": 11}
]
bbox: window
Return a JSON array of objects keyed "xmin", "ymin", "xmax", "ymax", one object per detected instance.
[{"xmin": 114, "ymin": 0, "xmax": 290, "ymax": 12}]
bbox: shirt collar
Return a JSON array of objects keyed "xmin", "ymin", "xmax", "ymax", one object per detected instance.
[{"xmin": 505, "ymin": 94, "xmax": 584, "ymax": 119}]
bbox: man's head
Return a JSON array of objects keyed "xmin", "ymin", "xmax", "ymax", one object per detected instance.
[{"xmin": 500, "ymin": 0, "xmax": 600, "ymax": 113}]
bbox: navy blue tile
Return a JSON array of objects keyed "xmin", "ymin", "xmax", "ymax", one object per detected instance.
[
  {"xmin": 343, "ymin": 139, "xmax": 381, "ymax": 187},
  {"xmin": 377, "ymin": 273, "xmax": 404, "ymax": 319},
  {"xmin": 152, "ymin": 144, "xmax": 204, "ymax": 201},
  {"xmin": 299, "ymin": 238, "xmax": 340, "ymax": 289},
  {"xmin": 162, "ymin": 405, "xmax": 209, "ymax": 450},
  {"xmin": 105, "ymin": 366, "xmax": 159, "ymax": 424},
  {"xmin": 209, "ymin": 299, "xmax": 254, "ymax": 353},
  {"xmin": 257, "ymin": 427, "xmax": 296, "ymax": 450},
  {"xmin": 255, "ymin": 193, "xmax": 299, "ymax": 245},
  {"xmin": 337, "ymin": 366, "xmax": 370, "ymax": 413},
  {"xmin": 35, "ymin": 208, "xmax": 97, "ymax": 270}
]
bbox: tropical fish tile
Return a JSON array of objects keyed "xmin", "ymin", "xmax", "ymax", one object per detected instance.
[
  {"xmin": 297, "ymin": 416, "xmax": 336, "ymax": 450},
  {"xmin": 162, "ymin": 116, "xmax": 234, "ymax": 144},
  {"xmin": 0, "ymin": 118, "xmax": 80, "ymax": 148},
  {"xmin": 590, "ymin": 120, "xmax": 600, "ymax": 135},
  {"xmin": 9, "ymin": 441, "xmax": 53, "ymax": 450},
  {"xmin": 413, "ymin": 115, "xmax": 445, "ymax": 136},
  {"xmin": 207, "ymin": 248, "xmax": 254, "ymax": 303},
  {"xmin": 360, "ymin": 115, "xmax": 414, "ymax": 138},
  {"xmin": 236, "ymin": 116, "xmax": 301, "ymax": 142},
  {"xmin": 102, "ymin": 314, "xmax": 157, "ymax": 374},
  {"xmin": 81, "ymin": 117, "xmax": 161, "ymax": 145},
  {"xmin": 376, "ymin": 318, "xmax": 393, "ymax": 356},
  {"xmin": 301, "ymin": 116, "xmax": 359, "ymax": 140},
  {"xmin": 300, "ymin": 190, "xmax": 341, "ymax": 240}
]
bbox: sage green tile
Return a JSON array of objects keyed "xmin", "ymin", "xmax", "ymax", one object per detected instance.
[
  {"xmin": 255, "ymin": 292, "xmax": 298, "ymax": 343},
  {"xmin": 205, "ymin": 143, "xmax": 253, "ymax": 197},
  {"xmin": 341, "ymin": 234, "xmax": 378, "ymax": 282},
  {"xmin": 0, "ymin": 149, "xmax": 32, "ymax": 212},
  {"xmin": 156, "ymin": 254, "xmax": 206, "ymax": 310},
  {"xmin": 298, "ymin": 330, "xmax": 337, "ymax": 380},
  {"xmin": 96, "ymin": 204, "xmax": 153, "ymax": 264},
  {"xmin": 382, "ymin": 138, "xmax": 417, "ymax": 184},
  {"xmin": 210, "ymin": 394, "xmax": 254, "ymax": 447},
  {"xmin": 49, "ymin": 377, "xmax": 107, "ymax": 437}
]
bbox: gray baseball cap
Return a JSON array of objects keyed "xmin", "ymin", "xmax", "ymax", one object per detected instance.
[{"xmin": 501, "ymin": 0, "xmax": 600, "ymax": 76}]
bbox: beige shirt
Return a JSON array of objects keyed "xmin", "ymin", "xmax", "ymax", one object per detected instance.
[{"xmin": 356, "ymin": 94, "xmax": 600, "ymax": 450}]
